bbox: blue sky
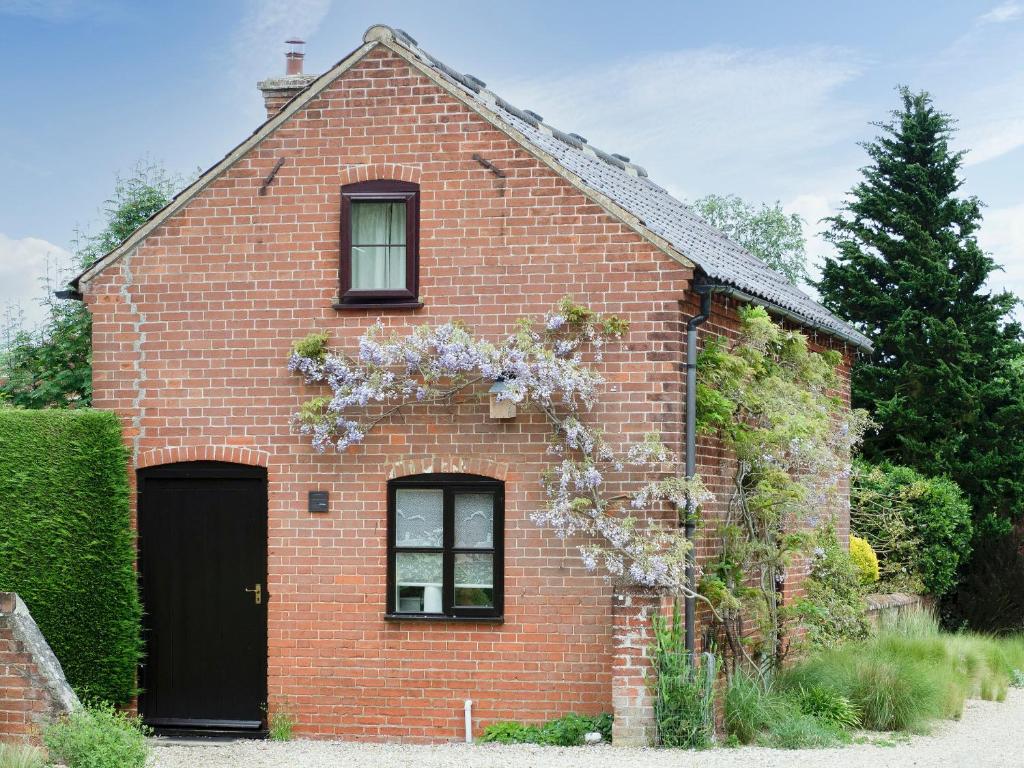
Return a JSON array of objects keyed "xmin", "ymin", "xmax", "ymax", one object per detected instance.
[{"xmin": 2, "ymin": 0, "xmax": 1023, "ymax": 326}]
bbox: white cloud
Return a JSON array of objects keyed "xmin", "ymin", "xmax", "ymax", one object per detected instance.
[
  {"xmin": 495, "ymin": 45, "xmax": 867, "ymax": 203},
  {"xmin": 0, "ymin": 233, "xmax": 72, "ymax": 329},
  {"xmin": 978, "ymin": 2, "xmax": 1023, "ymax": 24},
  {"xmin": 955, "ymin": 71, "xmax": 1024, "ymax": 167},
  {"xmin": 231, "ymin": 0, "xmax": 333, "ymax": 80},
  {"xmin": 978, "ymin": 203, "xmax": 1024, "ymax": 311}
]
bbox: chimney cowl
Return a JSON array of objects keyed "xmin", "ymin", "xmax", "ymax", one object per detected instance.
[
  {"xmin": 257, "ymin": 39, "xmax": 317, "ymax": 118},
  {"xmin": 285, "ymin": 38, "xmax": 306, "ymax": 76}
]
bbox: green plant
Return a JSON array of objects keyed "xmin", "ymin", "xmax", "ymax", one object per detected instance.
[
  {"xmin": 724, "ymin": 669, "xmax": 779, "ymax": 744},
  {"xmin": 723, "ymin": 669, "xmax": 848, "ymax": 749},
  {"xmin": 761, "ymin": 707, "xmax": 846, "ymax": 749},
  {"xmin": 479, "ymin": 713, "xmax": 612, "ymax": 746},
  {"xmin": 1, "ymin": 162, "xmax": 179, "ymax": 409},
  {"xmin": 818, "ymin": 86, "xmax": 1024, "ymax": 576},
  {"xmin": 43, "ymin": 703, "xmax": 150, "ymax": 768},
  {"xmin": 781, "ymin": 609, "xmax": 1024, "ymax": 734},
  {"xmin": 0, "ymin": 410, "xmax": 141, "ymax": 704},
  {"xmin": 794, "ymin": 527, "xmax": 869, "ymax": 650},
  {"xmin": 1011, "ymin": 669, "xmax": 1024, "ymax": 688},
  {"xmin": 0, "ymin": 743, "xmax": 45, "ymax": 768},
  {"xmin": 479, "ymin": 721, "xmax": 542, "ymax": 744},
  {"xmin": 651, "ymin": 605, "xmax": 718, "ymax": 748},
  {"xmin": 268, "ymin": 709, "xmax": 296, "ymax": 742},
  {"xmin": 852, "ymin": 461, "xmax": 972, "ymax": 597},
  {"xmin": 792, "ymin": 685, "xmax": 861, "ymax": 729},
  {"xmin": 849, "ymin": 535, "xmax": 879, "ymax": 586}
]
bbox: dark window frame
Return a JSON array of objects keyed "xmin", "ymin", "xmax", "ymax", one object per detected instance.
[
  {"xmin": 337, "ymin": 179, "xmax": 421, "ymax": 309},
  {"xmin": 386, "ymin": 473, "xmax": 504, "ymax": 621}
]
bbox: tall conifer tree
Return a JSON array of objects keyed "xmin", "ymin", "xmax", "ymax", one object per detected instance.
[{"xmin": 818, "ymin": 87, "xmax": 1024, "ymax": 537}]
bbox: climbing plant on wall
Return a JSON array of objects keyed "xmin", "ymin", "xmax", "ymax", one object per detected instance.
[
  {"xmin": 288, "ymin": 300, "xmax": 867, "ymax": 656},
  {"xmin": 695, "ymin": 306, "xmax": 870, "ymax": 672}
]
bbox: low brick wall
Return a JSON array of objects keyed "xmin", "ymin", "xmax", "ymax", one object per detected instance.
[
  {"xmin": 865, "ymin": 592, "xmax": 931, "ymax": 629},
  {"xmin": 0, "ymin": 592, "xmax": 79, "ymax": 743}
]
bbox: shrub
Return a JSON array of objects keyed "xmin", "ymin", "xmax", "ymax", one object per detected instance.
[
  {"xmin": 479, "ymin": 713, "xmax": 612, "ymax": 746},
  {"xmin": 651, "ymin": 605, "xmax": 717, "ymax": 748},
  {"xmin": 0, "ymin": 743, "xmax": 45, "ymax": 768},
  {"xmin": 43, "ymin": 703, "xmax": 150, "ymax": 768},
  {"xmin": 0, "ymin": 410, "xmax": 141, "ymax": 704},
  {"xmin": 852, "ymin": 461, "xmax": 972, "ymax": 597},
  {"xmin": 849, "ymin": 535, "xmax": 879, "ymax": 586},
  {"xmin": 794, "ymin": 527, "xmax": 869, "ymax": 649}
]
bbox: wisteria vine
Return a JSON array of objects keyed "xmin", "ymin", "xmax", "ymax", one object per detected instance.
[{"xmin": 288, "ymin": 299, "xmax": 712, "ymax": 597}]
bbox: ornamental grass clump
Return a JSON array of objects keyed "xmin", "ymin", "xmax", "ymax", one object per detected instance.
[
  {"xmin": 651, "ymin": 606, "xmax": 717, "ymax": 748},
  {"xmin": 781, "ymin": 609, "xmax": 1024, "ymax": 734},
  {"xmin": 0, "ymin": 744, "xmax": 45, "ymax": 768},
  {"xmin": 723, "ymin": 669, "xmax": 847, "ymax": 749}
]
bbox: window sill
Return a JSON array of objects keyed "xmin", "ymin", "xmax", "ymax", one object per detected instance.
[
  {"xmin": 383, "ymin": 613, "xmax": 504, "ymax": 624},
  {"xmin": 333, "ymin": 301, "xmax": 423, "ymax": 311}
]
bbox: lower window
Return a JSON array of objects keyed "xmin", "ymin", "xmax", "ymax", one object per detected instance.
[{"xmin": 387, "ymin": 474, "xmax": 504, "ymax": 620}]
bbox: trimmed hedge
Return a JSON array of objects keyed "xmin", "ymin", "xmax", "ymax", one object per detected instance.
[{"xmin": 0, "ymin": 409, "xmax": 141, "ymax": 704}]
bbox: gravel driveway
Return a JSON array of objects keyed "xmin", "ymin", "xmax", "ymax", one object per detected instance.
[{"xmin": 150, "ymin": 689, "xmax": 1024, "ymax": 768}]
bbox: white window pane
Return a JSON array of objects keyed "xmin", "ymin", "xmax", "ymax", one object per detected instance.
[
  {"xmin": 352, "ymin": 201, "xmax": 406, "ymax": 245},
  {"xmin": 395, "ymin": 552, "xmax": 443, "ymax": 613},
  {"xmin": 454, "ymin": 493, "xmax": 495, "ymax": 549},
  {"xmin": 454, "ymin": 553, "xmax": 494, "ymax": 608},
  {"xmin": 351, "ymin": 246, "xmax": 406, "ymax": 290},
  {"xmin": 395, "ymin": 489, "xmax": 443, "ymax": 547}
]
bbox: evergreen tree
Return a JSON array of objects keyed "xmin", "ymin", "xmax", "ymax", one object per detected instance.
[
  {"xmin": 818, "ymin": 87, "xmax": 1024, "ymax": 537},
  {"xmin": 1, "ymin": 162, "xmax": 179, "ymax": 408}
]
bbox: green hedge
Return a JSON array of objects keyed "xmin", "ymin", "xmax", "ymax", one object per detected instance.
[{"xmin": 0, "ymin": 409, "xmax": 141, "ymax": 704}]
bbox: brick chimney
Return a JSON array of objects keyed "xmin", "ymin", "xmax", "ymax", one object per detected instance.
[{"xmin": 257, "ymin": 39, "xmax": 317, "ymax": 118}]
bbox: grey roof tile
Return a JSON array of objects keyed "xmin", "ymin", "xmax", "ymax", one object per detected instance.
[{"xmin": 395, "ymin": 31, "xmax": 871, "ymax": 351}]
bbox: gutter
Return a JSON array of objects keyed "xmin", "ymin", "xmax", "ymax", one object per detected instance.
[{"xmin": 707, "ymin": 282, "xmax": 871, "ymax": 353}]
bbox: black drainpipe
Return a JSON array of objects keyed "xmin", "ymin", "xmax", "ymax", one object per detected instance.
[{"xmin": 683, "ymin": 278, "xmax": 718, "ymax": 655}]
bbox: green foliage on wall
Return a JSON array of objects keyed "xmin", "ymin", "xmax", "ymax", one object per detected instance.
[{"xmin": 0, "ymin": 409, "xmax": 141, "ymax": 704}]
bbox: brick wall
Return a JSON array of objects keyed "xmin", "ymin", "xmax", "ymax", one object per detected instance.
[
  {"xmin": 80, "ymin": 44, "xmax": 852, "ymax": 742},
  {"xmin": 0, "ymin": 594, "xmax": 79, "ymax": 744}
]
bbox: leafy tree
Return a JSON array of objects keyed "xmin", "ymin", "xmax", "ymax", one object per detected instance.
[
  {"xmin": 817, "ymin": 87, "xmax": 1024, "ymax": 539},
  {"xmin": 691, "ymin": 193, "xmax": 809, "ymax": 284},
  {"xmin": 1, "ymin": 162, "xmax": 179, "ymax": 408}
]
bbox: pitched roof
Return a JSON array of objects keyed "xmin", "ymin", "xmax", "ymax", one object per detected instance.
[{"xmin": 73, "ymin": 24, "xmax": 870, "ymax": 351}]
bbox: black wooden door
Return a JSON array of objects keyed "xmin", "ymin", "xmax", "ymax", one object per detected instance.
[{"xmin": 138, "ymin": 462, "xmax": 267, "ymax": 731}]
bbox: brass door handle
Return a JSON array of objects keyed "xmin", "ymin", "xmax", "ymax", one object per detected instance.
[{"xmin": 245, "ymin": 583, "xmax": 262, "ymax": 605}]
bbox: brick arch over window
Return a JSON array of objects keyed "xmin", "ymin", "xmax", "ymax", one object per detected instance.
[
  {"xmin": 386, "ymin": 455, "xmax": 511, "ymax": 482},
  {"xmin": 338, "ymin": 163, "xmax": 421, "ymax": 187},
  {"xmin": 136, "ymin": 446, "xmax": 271, "ymax": 470}
]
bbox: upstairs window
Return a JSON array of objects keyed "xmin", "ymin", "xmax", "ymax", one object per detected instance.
[
  {"xmin": 338, "ymin": 180, "xmax": 420, "ymax": 308},
  {"xmin": 386, "ymin": 474, "xmax": 504, "ymax": 620}
]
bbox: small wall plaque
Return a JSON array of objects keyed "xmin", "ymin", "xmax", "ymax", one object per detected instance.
[{"xmin": 308, "ymin": 491, "xmax": 329, "ymax": 513}]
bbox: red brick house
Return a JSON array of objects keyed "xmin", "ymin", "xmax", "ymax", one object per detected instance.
[{"xmin": 68, "ymin": 25, "xmax": 870, "ymax": 744}]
